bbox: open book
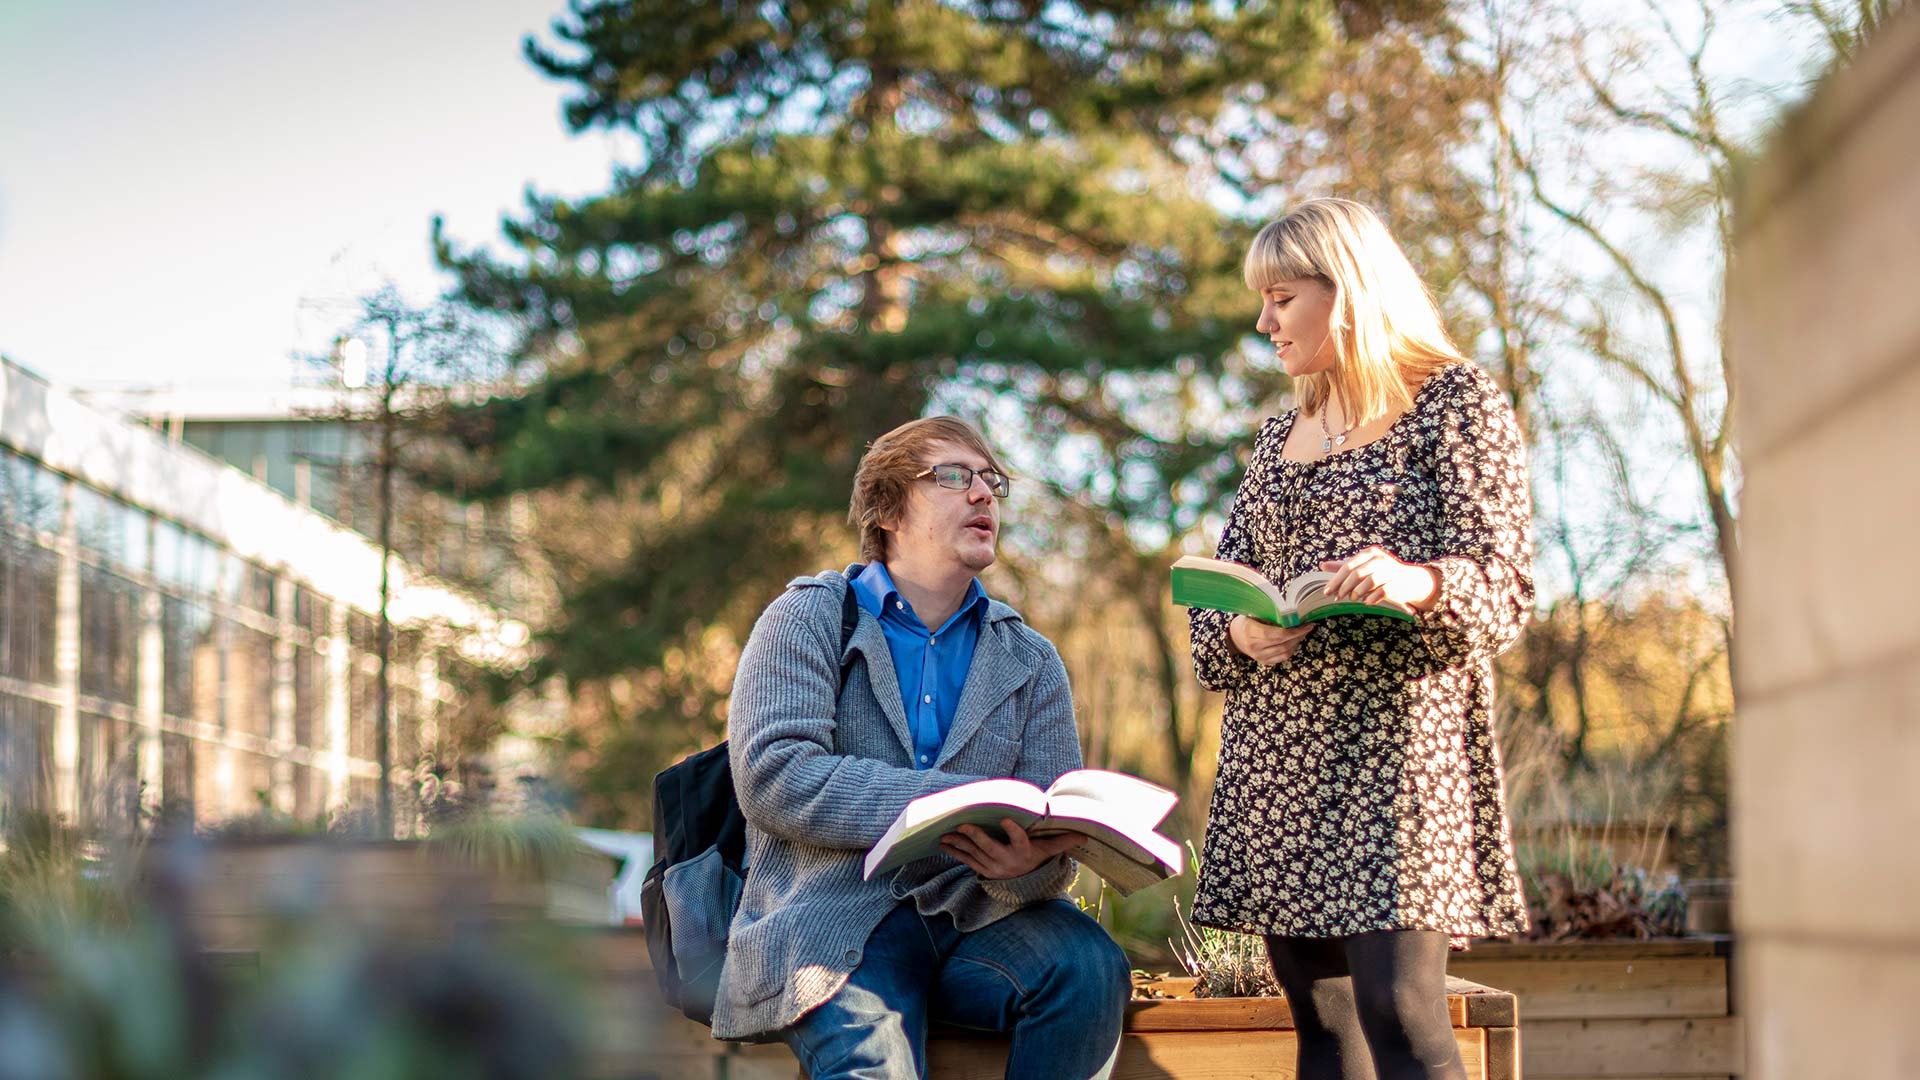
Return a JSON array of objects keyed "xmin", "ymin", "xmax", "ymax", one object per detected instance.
[
  {"xmin": 1171, "ymin": 555, "xmax": 1417, "ymax": 628},
  {"xmin": 863, "ymin": 769, "xmax": 1182, "ymax": 897}
]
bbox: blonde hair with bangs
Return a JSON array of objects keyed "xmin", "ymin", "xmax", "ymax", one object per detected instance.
[{"xmin": 1243, "ymin": 198, "xmax": 1464, "ymax": 423}]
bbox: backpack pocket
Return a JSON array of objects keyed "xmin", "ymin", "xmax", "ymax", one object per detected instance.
[{"xmin": 656, "ymin": 845, "xmax": 745, "ymax": 1022}]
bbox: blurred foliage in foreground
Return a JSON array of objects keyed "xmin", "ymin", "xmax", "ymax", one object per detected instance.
[{"xmin": 0, "ymin": 814, "xmax": 593, "ymax": 1080}]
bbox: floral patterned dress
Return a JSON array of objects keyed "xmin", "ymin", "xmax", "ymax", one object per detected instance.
[{"xmin": 1187, "ymin": 362, "xmax": 1532, "ymax": 944}]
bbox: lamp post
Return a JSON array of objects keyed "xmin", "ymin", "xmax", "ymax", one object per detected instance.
[
  {"xmin": 339, "ymin": 337, "xmax": 369, "ymax": 391},
  {"xmin": 332, "ymin": 327, "xmax": 397, "ymax": 839},
  {"xmin": 319, "ymin": 287, "xmax": 503, "ymax": 836}
]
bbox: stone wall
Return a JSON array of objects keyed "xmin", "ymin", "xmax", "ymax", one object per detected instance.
[{"xmin": 1726, "ymin": 7, "xmax": 1920, "ymax": 1079}]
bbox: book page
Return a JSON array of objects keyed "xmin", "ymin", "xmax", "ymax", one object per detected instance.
[
  {"xmin": 1028, "ymin": 769, "xmax": 1183, "ymax": 896},
  {"xmin": 1287, "ymin": 571, "xmax": 1415, "ymax": 622},
  {"xmin": 1169, "ymin": 556, "xmax": 1265, "ymax": 590},
  {"xmin": 864, "ymin": 779, "xmax": 1048, "ymax": 880},
  {"xmin": 1043, "ymin": 769, "xmax": 1178, "ymax": 825},
  {"xmin": 1282, "ymin": 571, "xmax": 1334, "ymax": 612},
  {"xmin": 1068, "ymin": 836, "xmax": 1178, "ymax": 897},
  {"xmin": 1030, "ymin": 813, "xmax": 1182, "ymax": 875},
  {"xmin": 1169, "ymin": 556, "xmax": 1288, "ymax": 624},
  {"xmin": 898, "ymin": 778, "xmax": 1047, "ymax": 831}
]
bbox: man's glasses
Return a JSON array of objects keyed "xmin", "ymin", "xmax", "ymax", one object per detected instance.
[{"xmin": 914, "ymin": 463, "xmax": 1011, "ymax": 499}]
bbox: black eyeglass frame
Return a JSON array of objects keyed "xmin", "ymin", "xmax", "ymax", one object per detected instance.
[{"xmin": 913, "ymin": 463, "xmax": 1011, "ymax": 499}]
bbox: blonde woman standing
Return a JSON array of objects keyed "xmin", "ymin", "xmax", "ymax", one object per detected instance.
[{"xmin": 1186, "ymin": 199, "xmax": 1532, "ymax": 1080}]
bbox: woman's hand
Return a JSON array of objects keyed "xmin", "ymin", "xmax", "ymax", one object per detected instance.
[
  {"xmin": 1229, "ymin": 615, "xmax": 1316, "ymax": 665},
  {"xmin": 1320, "ymin": 546, "xmax": 1440, "ymax": 612},
  {"xmin": 941, "ymin": 819, "xmax": 1086, "ymax": 880}
]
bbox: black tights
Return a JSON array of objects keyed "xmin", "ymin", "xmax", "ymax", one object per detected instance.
[{"xmin": 1263, "ymin": 931, "xmax": 1466, "ymax": 1080}]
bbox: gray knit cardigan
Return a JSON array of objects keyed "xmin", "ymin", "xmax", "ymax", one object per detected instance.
[{"xmin": 712, "ymin": 567, "xmax": 1082, "ymax": 1041}]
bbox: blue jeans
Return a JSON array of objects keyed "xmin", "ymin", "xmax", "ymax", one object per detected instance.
[{"xmin": 780, "ymin": 898, "xmax": 1129, "ymax": 1080}]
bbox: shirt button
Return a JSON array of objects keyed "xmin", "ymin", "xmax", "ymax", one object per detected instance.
[
  {"xmin": 923, "ymin": 695, "xmax": 932, "ymax": 704},
  {"xmin": 895, "ymin": 600, "xmax": 904, "ymax": 610},
  {"xmin": 929, "ymin": 637, "xmax": 936, "ymax": 645},
  {"xmin": 844, "ymin": 949, "xmax": 861, "ymax": 964},
  {"xmin": 919, "ymin": 754, "xmax": 929, "ymax": 764}
]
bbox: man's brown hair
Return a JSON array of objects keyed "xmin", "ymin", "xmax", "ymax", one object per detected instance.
[{"xmin": 849, "ymin": 416, "xmax": 1009, "ymax": 563}]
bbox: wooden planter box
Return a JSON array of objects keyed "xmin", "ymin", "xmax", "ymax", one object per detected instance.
[
  {"xmin": 573, "ymin": 936, "xmax": 1518, "ymax": 1080},
  {"xmin": 577, "ymin": 926, "xmax": 798, "ymax": 1080},
  {"xmin": 925, "ymin": 976, "xmax": 1519, "ymax": 1080},
  {"xmin": 1448, "ymin": 938, "xmax": 1741, "ymax": 1079}
]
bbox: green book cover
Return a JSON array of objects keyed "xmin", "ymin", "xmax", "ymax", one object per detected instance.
[{"xmin": 1170, "ymin": 556, "xmax": 1416, "ymax": 627}]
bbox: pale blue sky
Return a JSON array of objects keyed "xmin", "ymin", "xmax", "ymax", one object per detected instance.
[{"xmin": 0, "ymin": 0, "xmax": 625, "ymax": 390}]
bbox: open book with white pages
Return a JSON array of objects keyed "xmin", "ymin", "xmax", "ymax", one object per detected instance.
[{"xmin": 863, "ymin": 768, "xmax": 1182, "ymax": 897}]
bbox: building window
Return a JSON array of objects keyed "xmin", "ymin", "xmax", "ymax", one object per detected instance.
[
  {"xmin": 348, "ymin": 612, "xmax": 379, "ymax": 762},
  {"xmin": 2, "ymin": 537, "xmax": 59, "ymax": 687},
  {"xmin": 0, "ymin": 693, "xmax": 55, "ymax": 826},
  {"xmin": 161, "ymin": 597, "xmax": 217, "ymax": 722},
  {"xmin": 77, "ymin": 711, "xmax": 139, "ymax": 832},
  {"xmin": 239, "ymin": 561, "xmax": 276, "ymax": 617},
  {"xmin": 224, "ymin": 620, "xmax": 275, "ymax": 739},
  {"xmin": 153, "ymin": 520, "xmax": 220, "ymax": 598},
  {"xmin": 78, "ymin": 565, "xmax": 141, "ymax": 705},
  {"xmin": 160, "ymin": 731, "xmax": 195, "ymax": 826},
  {"xmin": 0, "ymin": 449, "xmax": 64, "ymax": 538},
  {"xmin": 74, "ymin": 485, "xmax": 150, "ymax": 574},
  {"xmin": 292, "ymin": 643, "xmax": 322, "ymax": 750}
]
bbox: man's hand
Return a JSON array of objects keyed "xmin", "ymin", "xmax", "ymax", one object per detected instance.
[
  {"xmin": 1320, "ymin": 546, "xmax": 1439, "ymax": 612},
  {"xmin": 940, "ymin": 819, "xmax": 1086, "ymax": 880},
  {"xmin": 1229, "ymin": 615, "xmax": 1316, "ymax": 665}
]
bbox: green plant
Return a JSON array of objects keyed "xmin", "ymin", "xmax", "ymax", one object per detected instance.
[
  {"xmin": 1070, "ymin": 860, "xmax": 1191, "ymax": 972},
  {"xmin": 0, "ymin": 813, "xmax": 140, "ymax": 947},
  {"xmin": 205, "ymin": 926, "xmax": 588, "ymax": 1079},
  {"xmin": 0, "ymin": 903, "xmax": 591, "ymax": 1079},
  {"xmin": 1496, "ymin": 723, "xmax": 1696, "ymax": 940},
  {"xmin": 1169, "ymin": 893, "xmax": 1279, "ymax": 999},
  {"xmin": 199, "ymin": 791, "xmax": 331, "ymax": 841},
  {"xmin": 1071, "ymin": 882, "xmax": 1105, "ymax": 924},
  {"xmin": 1513, "ymin": 833, "xmax": 1688, "ymax": 940},
  {"xmin": 1164, "ymin": 843, "xmax": 1278, "ymax": 998},
  {"xmin": 0, "ymin": 814, "xmax": 592, "ymax": 1078},
  {"xmin": 424, "ymin": 810, "xmax": 587, "ymax": 881}
]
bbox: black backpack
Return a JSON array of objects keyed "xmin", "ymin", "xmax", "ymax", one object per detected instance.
[{"xmin": 640, "ymin": 583, "xmax": 860, "ymax": 1025}]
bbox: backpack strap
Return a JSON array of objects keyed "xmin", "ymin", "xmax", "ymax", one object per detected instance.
[{"xmin": 837, "ymin": 576, "xmax": 861, "ymax": 687}]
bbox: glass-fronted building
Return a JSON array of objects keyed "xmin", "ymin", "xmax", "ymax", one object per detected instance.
[
  {"xmin": 0, "ymin": 358, "xmax": 526, "ymax": 835},
  {"xmin": 72, "ymin": 383, "xmax": 530, "ymax": 615}
]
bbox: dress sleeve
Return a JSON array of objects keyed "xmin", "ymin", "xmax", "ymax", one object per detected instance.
[
  {"xmin": 1413, "ymin": 366, "xmax": 1536, "ymax": 670},
  {"xmin": 1188, "ymin": 419, "xmax": 1281, "ymax": 692}
]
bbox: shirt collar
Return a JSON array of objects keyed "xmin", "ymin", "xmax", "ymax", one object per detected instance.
[{"xmin": 851, "ymin": 562, "xmax": 990, "ymax": 628}]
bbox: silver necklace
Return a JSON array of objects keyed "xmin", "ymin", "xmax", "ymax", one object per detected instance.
[{"xmin": 1318, "ymin": 401, "xmax": 1358, "ymax": 452}]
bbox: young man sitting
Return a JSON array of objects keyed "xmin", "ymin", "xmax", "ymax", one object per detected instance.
[{"xmin": 713, "ymin": 416, "xmax": 1129, "ymax": 1080}]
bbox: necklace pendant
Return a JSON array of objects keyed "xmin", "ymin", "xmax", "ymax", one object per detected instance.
[
  {"xmin": 1322, "ymin": 437, "xmax": 1333, "ymax": 452},
  {"xmin": 1334, "ymin": 434, "xmax": 1347, "ymax": 446}
]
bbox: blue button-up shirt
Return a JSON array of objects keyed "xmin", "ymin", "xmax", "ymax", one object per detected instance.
[{"xmin": 849, "ymin": 561, "xmax": 989, "ymax": 770}]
